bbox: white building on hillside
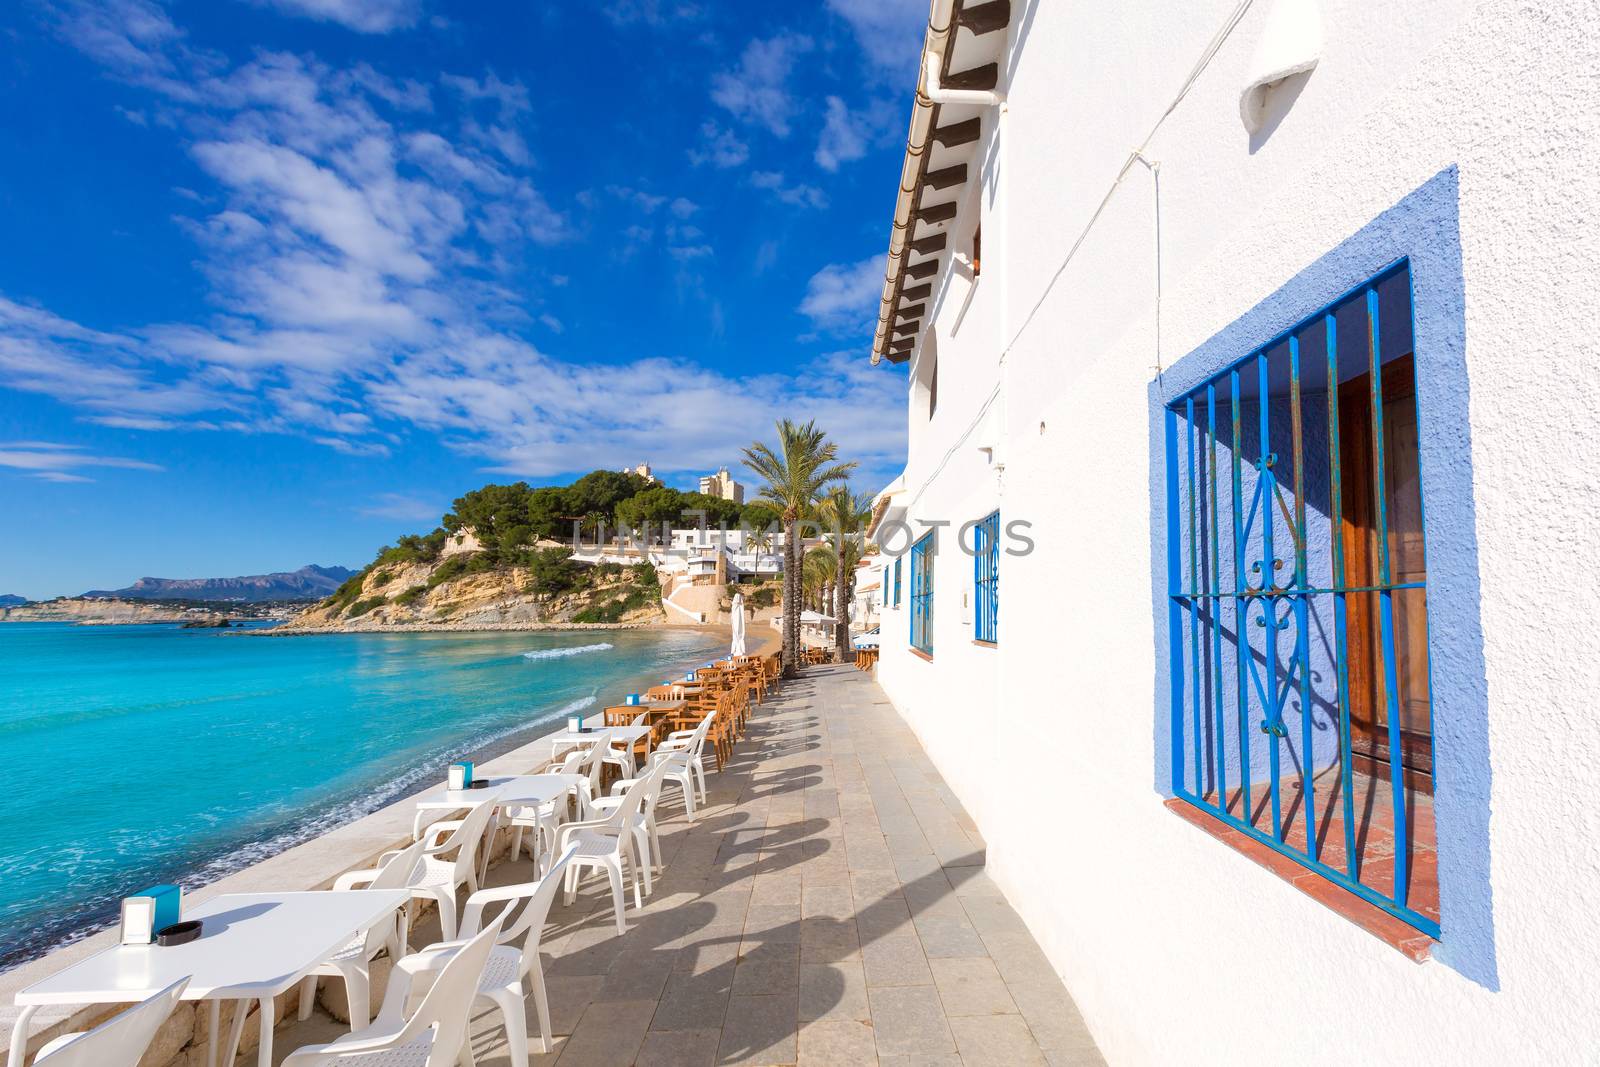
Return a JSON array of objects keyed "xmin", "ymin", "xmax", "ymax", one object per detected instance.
[
  {"xmin": 697, "ymin": 466, "xmax": 745, "ymax": 504},
  {"xmin": 866, "ymin": 1, "xmax": 1599, "ymax": 1063},
  {"xmin": 623, "ymin": 462, "xmax": 659, "ymax": 483}
]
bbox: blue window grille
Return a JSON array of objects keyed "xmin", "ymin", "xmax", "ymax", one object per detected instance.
[
  {"xmin": 910, "ymin": 532, "xmax": 934, "ymax": 654},
  {"xmin": 882, "ymin": 567, "xmax": 890, "ymax": 606},
  {"xmin": 1165, "ymin": 260, "xmax": 1439, "ymax": 938},
  {"xmin": 973, "ymin": 511, "xmax": 999, "ymax": 643},
  {"xmin": 893, "ymin": 558, "xmax": 903, "ymax": 607}
]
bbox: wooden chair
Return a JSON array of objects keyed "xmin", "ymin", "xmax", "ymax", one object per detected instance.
[{"xmin": 679, "ymin": 690, "xmax": 730, "ymax": 770}]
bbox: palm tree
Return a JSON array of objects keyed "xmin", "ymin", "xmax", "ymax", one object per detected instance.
[
  {"xmin": 814, "ymin": 485, "xmax": 874, "ymax": 662},
  {"xmin": 742, "ymin": 420, "xmax": 855, "ymax": 675},
  {"xmin": 747, "ymin": 528, "xmax": 775, "ymax": 573},
  {"xmin": 803, "ymin": 547, "xmax": 837, "ymax": 618}
]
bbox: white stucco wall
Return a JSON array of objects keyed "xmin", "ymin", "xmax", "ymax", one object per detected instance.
[{"xmin": 873, "ymin": 1, "xmax": 1600, "ymax": 1063}]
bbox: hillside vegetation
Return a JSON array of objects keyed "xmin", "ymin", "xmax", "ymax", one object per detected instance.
[{"xmin": 286, "ymin": 470, "xmax": 766, "ymax": 630}]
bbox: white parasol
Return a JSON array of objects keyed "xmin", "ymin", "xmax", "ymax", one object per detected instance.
[{"xmin": 730, "ymin": 592, "xmax": 747, "ymax": 656}]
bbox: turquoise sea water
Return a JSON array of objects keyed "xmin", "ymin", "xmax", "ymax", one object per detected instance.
[{"xmin": 0, "ymin": 622, "xmax": 725, "ymax": 969}]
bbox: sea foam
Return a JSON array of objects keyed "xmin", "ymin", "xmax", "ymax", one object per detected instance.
[{"xmin": 522, "ymin": 642, "xmax": 614, "ymax": 661}]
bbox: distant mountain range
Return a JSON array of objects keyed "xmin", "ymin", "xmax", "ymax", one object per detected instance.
[
  {"xmin": 82, "ymin": 564, "xmax": 356, "ymax": 603},
  {"xmin": 0, "ymin": 594, "xmax": 26, "ymax": 608}
]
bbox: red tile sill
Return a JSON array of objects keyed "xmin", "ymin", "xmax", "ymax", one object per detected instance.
[
  {"xmin": 909, "ymin": 648, "xmax": 934, "ymax": 663},
  {"xmin": 1165, "ymin": 798, "xmax": 1436, "ymax": 962}
]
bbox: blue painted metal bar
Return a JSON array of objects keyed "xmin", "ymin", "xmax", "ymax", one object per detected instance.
[
  {"xmin": 1289, "ymin": 334, "xmax": 1318, "ymax": 861},
  {"xmin": 973, "ymin": 511, "xmax": 998, "ymax": 642},
  {"xmin": 1208, "ymin": 384, "xmax": 1226, "ymax": 809},
  {"xmin": 1186, "ymin": 396, "xmax": 1202, "ymax": 794},
  {"xmin": 1327, "ymin": 311, "xmax": 1359, "ymax": 879},
  {"xmin": 1168, "ymin": 262, "xmax": 1434, "ymax": 937},
  {"xmin": 1166, "ymin": 407, "xmax": 1185, "ymax": 794},
  {"xmin": 1230, "ymin": 369, "xmax": 1250, "ymax": 823},
  {"xmin": 1401, "ymin": 262, "xmax": 1439, "ymax": 766},
  {"xmin": 1368, "ymin": 285, "xmax": 1411, "ymax": 908},
  {"xmin": 1186, "ymin": 582, "xmax": 1425, "ymax": 598},
  {"xmin": 1257, "ymin": 350, "xmax": 1283, "ymax": 841}
]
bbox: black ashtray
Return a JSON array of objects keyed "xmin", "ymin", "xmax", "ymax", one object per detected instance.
[
  {"xmin": 467, "ymin": 779, "xmax": 491, "ymax": 789},
  {"xmin": 157, "ymin": 920, "xmax": 202, "ymax": 946}
]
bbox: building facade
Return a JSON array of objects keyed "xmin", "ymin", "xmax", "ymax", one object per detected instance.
[
  {"xmin": 697, "ymin": 466, "xmax": 746, "ymax": 504},
  {"xmin": 867, "ymin": 0, "xmax": 1600, "ymax": 1063}
]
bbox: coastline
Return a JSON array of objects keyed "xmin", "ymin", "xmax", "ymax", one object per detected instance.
[
  {"xmin": 0, "ymin": 622, "xmax": 769, "ymax": 977},
  {"xmin": 243, "ymin": 619, "xmax": 669, "ymax": 636}
]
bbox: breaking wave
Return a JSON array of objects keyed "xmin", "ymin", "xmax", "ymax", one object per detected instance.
[{"xmin": 521, "ymin": 642, "xmax": 614, "ymax": 661}]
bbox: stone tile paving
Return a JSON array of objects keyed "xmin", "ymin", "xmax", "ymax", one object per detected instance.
[{"xmin": 253, "ymin": 663, "xmax": 1105, "ymax": 1066}]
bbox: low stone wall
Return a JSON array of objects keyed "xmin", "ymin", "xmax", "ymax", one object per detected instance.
[{"xmin": 0, "ymin": 726, "xmax": 567, "ymax": 1067}]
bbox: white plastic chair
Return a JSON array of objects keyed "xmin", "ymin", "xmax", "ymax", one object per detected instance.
[
  {"xmin": 505, "ymin": 753, "xmax": 590, "ymax": 874},
  {"xmin": 296, "ymin": 836, "xmax": 428, "ymax": 1029},
  {"xmin": 392, "ymin": 797, "xmax": 498, "ymax": 939},
  {"xmin": 397, "ymin": 846, "xmax": 578, "ymax": 1065},
  {"xmin": 595, "ymin": 755, "xmax": 674, "ymax": 881},
  {"xmin": 556, "ymin": 761, "xmax": 668, "ymax": 934},
  {"xmin": 282, "ymin": 915, "xmax": 505, "ymax": 1067},
  {"xmin": 649, "ymin": 710, "xmax": 715, "ymax": 822},
  {"xmin": 600, "ymin": 713, "xmax": 650, "ymax": 779},
  {"xmin": 30, "ymin": 978, "xmax": 188, "ymax": 1067}
]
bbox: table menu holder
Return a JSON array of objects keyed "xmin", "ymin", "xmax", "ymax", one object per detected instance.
[{"xmin": 121, "ymin": 884, "xmax": 181, "ymax": 945}]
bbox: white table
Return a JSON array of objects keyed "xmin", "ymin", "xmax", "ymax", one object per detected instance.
[
  {"xmin": 409, "ymin": 774, "xmax": 585, "ymax": 838},
  {"xmin": 10, "ymin": 889, "xmax": 410, "ymax": 1067},
  {"xmin": 544, "ymin": 725, "xmax": 651, "ymax": 750}
]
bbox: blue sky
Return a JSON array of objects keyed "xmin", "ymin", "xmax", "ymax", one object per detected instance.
[{"xmin": 0, "ymin": 0, "xmax": 917, "ymax": 598}]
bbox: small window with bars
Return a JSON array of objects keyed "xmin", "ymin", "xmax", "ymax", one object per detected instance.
[
  {"xmin": 1165, "ymin": 259, "xmax": 1439, "ymax": 938},
  {"xmin": 910, "ymin": 532, "xmax": 934, "ymax": 654},
  {"xmin": 893, "ymin": 558, "xmax": 902, "ymax": 607},
  {"xmin": 973, "ymin": 511, "xmax": 999, "ymax": 643}
]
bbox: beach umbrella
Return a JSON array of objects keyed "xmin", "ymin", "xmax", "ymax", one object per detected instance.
[{"xmin": 730, "ymin": 592, "xmax": 747, "ymax": 656}]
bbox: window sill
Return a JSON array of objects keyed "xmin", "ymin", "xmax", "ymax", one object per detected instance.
[
  {"xmin": 972, "ymin": 639, "xmax": 997, "ymax": 648},
  {"xmin": 910, "ymin": 647, "xmax": 934, "ymax": 662},
  {"xmin": 1164, "ymin": 798, "xmax": 1436, "ymax": 962}
]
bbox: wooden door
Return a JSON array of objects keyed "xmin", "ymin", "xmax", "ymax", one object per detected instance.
[{"xmin": 1339, "ymin": 355, "xmax": 1434, "ymax": 790}]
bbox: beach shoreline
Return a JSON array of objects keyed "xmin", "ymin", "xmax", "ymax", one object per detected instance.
[
  {"xmin": 0, "ymin": 622, "xmax": 774, "ymax": 978},
  {"xmin": 241, "ymin": 619, "xmax": 668, "ymax": 635}
]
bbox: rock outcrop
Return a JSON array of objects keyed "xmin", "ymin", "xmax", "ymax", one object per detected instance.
[
  {"xmin": 0, "ymin": 598, "xmax": 235, "ymax": 625},
  {"xmin": 276, "ymin": 553, "xmax": 667, "ymax": 633}
]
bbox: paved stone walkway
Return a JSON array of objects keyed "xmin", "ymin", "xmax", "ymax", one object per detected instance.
[{"xmin": 264, "ymin": 663, "xmax": 1105, "ymax": 1066}]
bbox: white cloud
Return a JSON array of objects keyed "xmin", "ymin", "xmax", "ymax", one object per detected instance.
[
  {"xmin": 710, "ymin": 33, "xmax": 813, "ymax": 137},
  {"xmin": 688, "ymin": 121, "xmax": 749, "ymax": 168},
  {"xmin": 601, "ymin": 1, "xmax": 704, "ymax": 27},
  {"xmin": 0, "ymin": 442, "xmax": 163, "ymax": 483},
  {"xmin": 825, "ymin": 0, "xmax": 926, "ymax": 74},
  {"xmin": 816, "ymin": 95, "xmax": 897, "ymax": 171},
  {"xmin": 440, "ymin": 72, "xmax": 530, "ymax": 117},
  {"xmin": 607, "ymin": 185, "xmax": 669, "ymax": 213},
  {"xmin": 799, "ymin": 255, "xmax": 886, "ymax": 333},
  {"xmin": 750, "ymin": 171, "xmax": 828, "ymax": 209},
  {"xmin": 256, "ymin": 0, "xmax": 423, "ymax": 34},
  {"xmin": 9, "ymin": 2, "xmax": 909, "ymax": 488},
  {"xmin": 359, "ymin": 491, "xmax": 445, "ymax": 521}
]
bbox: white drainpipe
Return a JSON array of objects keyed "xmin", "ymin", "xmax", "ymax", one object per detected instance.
[{"xmin": 921, "ymin": 50, "xmax": 1005, "ymax": 107}]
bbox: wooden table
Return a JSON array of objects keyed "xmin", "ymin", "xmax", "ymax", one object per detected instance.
[{"xmin": 606, "ymin": 701, "xmax": 687, "ymax": 744}]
